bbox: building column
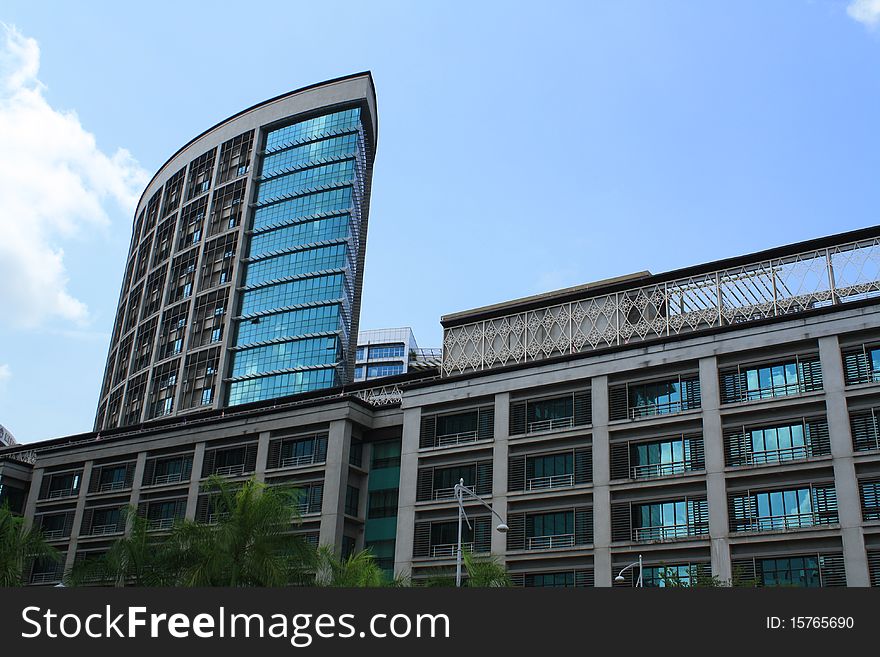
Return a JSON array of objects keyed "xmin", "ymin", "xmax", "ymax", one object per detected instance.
[
  {"xmin": 21, "ymin": 467, "xmax": 44, "ymax": 529},
  {"xmin": 491, "ymin": 392, "xmax": 510, "ymax": 557},
  {"xmin": 818, "ymin": 335, "xmax": 870, "ymax": 586},
  {"xmin": 319, "ymin": 419, "xmax": 351, "ymax": 553},
  {"xmin": 254, "ymin": 430, "xmax": 272, "ymax": 483},
  {"xmin": 699, "ymin": 356, "xmax": 732, "ymax": 582},
  {"xmin": 64, "ymin": 461, "xmax": 94, "ymax": 574},
  {"xmin": 394, "ymin": 407, "xmax": 421, "ymax": 577},
  {"xmin": 185, "ymin": 442, "xmax": 206, "ymax": 520},
  {"xmin": 126, "ymin": 452, "xmax": 148, "ymax": 533},
  {"xmin": 591, "ymin": 375, "xmax": 612, "ymax": 587}
]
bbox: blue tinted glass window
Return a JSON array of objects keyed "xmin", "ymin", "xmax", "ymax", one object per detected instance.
[
  {"xmin": 235, "ymin": 304, "xmax": 340, "ymax": 346},
  {"xmin": 240, "ymin": 274, "xmax": 345, "ymax": 316},
  {"xmin": 262, "ymin": 133, "xmax": 359, "ymax": 178},
  {"xmin": 227, "ymin": 368, "xmax": 337, "ymax": 405},
  {"xmin": 264, "ymin": 108, "xmax": 360, "ymax": 152},
  {"xmin": 249, "ymin": 215, "xmax": 349, "ymax": 257},
  {"xmin": 366, "ymin": 363, "xmax": 404, "ymax": 378},
  {"xmin": 253, "ymin": 187, "xmax": 353, "ymax": 231},
  {"xmin": 257, "ymin": 160, "xmax": 355, "ymax": 203},
  {"xmin": 246, "ymin": 244, "xmax": 347, "ymax": 286}
]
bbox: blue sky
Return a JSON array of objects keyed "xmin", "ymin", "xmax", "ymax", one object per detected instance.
[{"xmin": 1, "ymin": 0, "xmax": 879, "ymax": 443}]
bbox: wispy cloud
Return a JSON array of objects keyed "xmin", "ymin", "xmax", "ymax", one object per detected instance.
[
  {"xmin": 0, "ymin": 24, "xmax": 148, "ymax": 329},
  {"xmin": 848, "ymin": 0, "xmax": 880, "ymax": 29},
  {"xmin": 0, "ymin": 364, "xmax": 11, "ymax": 382}
]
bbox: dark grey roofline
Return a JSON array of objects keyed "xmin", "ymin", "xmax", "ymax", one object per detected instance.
[
  {"xmin": 441, "ymin": 223, "xmax": 880, "ymax": 328},
  {"xmin": 132, "ymin": 71, "xmax": 377, "ymax": 214}
]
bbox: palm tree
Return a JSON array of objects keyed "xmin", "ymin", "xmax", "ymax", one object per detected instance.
[
  {"xmin": 66, "ymin": 506, "xmax": 174, "ymax": 586},
  {"xmin": 313, "ymin": 545, "xmax": 389, "ymax": 587},
  {"xmin": 0, "ymin": 504, "xmax": 60, "ymax": 587},
  {"xmin": 167, "ymin": 476, "xmax": 312, "ymax": 586},
  {"xmin": 421, "ymin": 552, "xmax": 511, "ymax": 587}
]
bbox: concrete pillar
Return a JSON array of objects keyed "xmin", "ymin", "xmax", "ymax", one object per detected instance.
[
  {"xmin": 126, "ymin": 452, "xmax": 148, "ymax": 534},
  {"xmin": 699, "ymin": 356, "xmax": 732, "ymax": 582},
  {"xmin": 185, "ymin": 442, "xmax": 206, "ymax": 520},
  {"xmin": 319, "ymin": 419, "xmax": 351, "ymax": 552},
  {"xmin": 64, "ymin": 461, "xmax": 94, "ymax": 573},
  {"xmin": 394, "ymin": 406, "xmax": 421, "ymax": 576},
  {"xmin": 591, "ymin": 375, "xmax": 612, "ymax": 586},
  {"xmin": 818, "ymin": 335, "xmax": 870, "ymax": 586},
  {"xmin": 254, "ymin": 430, "xmax": 271, "ymax": 483},
  {"xmin": 21, "ymin": 467, "xmax": 44, "ymax": 530},
  {"xmin": 491, "ymin": 392, "xmax": 510, "ymax": 557}
]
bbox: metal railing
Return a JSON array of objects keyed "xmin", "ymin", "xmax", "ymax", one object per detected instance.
[
  {"xmin": 281, "ymin": 453, "xmax": 318, "ymax": 467},
  {"xmin": 90, "ymin": 523, "xmax": 121, "ymax": 535},
  {"xmin": 527, "ymin": 417, "xmax": 574, "ymax": 433},
  {"xmin": 634, "ymin": 523, "xmax": 701, "ymax": 542},
  {"xmin": 434, "ymin": 430, "xmax": 478, "ymax": 448},
  {"xmin": 632, "ymin": 461, "xmax": 690, "ymax": 479},
  {"xmin": 152, "ymin": 472, "xmax": 184, "ymax": 485},
  {"xmin": 432, "ymin": 542, "xmax": 473, "ymax": 558},
  {"xmin": 433, "ymin": 487, "xmax": 458, "ymax": 500},
  {"xmin": 41, "ymin": 529, "xmax": 64, "ymax": 541},
  {"xmin": 31, "ymin": 571, "xmax": 60, "ymax": 584},
  {"xmin": 629, "ymin": 400, "xmax": 689, "ymax": 419},
  {"xmin": 213, "ymin": 463, "xmax": 246, "ymax": 476},
  {"xmin": 46, "ymin": 487, "xmax": 77, "ymax": 499},
  {"xmin": 748, "ymin": 446, "xmax": 810, "ymax": 465},
  {"xmin": 148, "ymin": 517, "xmax": 175, "ymax": 531},
  {"xmin": 527, "ymin": 533, "xmax": 575, "ymax": 550},
  {"xmin": 442, "ymin": 234, "xmax": 880, "ymax": 376},
  {"xmin": 97, "ymin": 480, "xmax": 126, "ymax": 493},
  {"xmin": 745, "ymin": 512, "xmax": 830, "ymax": 532},
  {"xmin": 526, "ymin": 473, "xmax": 574, "ymax": 491}
]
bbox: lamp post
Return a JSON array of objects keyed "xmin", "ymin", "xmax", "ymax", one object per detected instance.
[
  {"xmin": 614, "ymin": 554, "xmax": 643, "ymax": 587},
  {"xmin": 454, "ymin": 478, "xmax": 508, "ymax": 587}
]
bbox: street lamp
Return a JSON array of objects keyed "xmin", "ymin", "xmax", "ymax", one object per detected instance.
[
  {"xmin": 614, "ymin": 554, "xmax": 643, "ymax": 587},
  {"xmin": 454, "ymin": 478, "xmax": 508, "ymax": 587}
]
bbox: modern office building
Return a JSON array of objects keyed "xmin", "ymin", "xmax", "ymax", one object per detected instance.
[
  {"xmin": 0, "ymin": 424, "xmax": 15, "ymax": 447},
  {"xmin": 354, "ymin": 328, "xmax": 442, "ymax": 382},
  {"xmin": 94, "ymin": 73, "xmax": 378, "ymax": 430},
  {"xmin": 5, "ymin": 229, "xmax": 880, "ymax": 582}
]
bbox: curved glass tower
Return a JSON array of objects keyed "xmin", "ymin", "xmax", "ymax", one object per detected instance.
[{"xmin": 95, "ymin": 73, "xmax": 377, "ymax": 430}]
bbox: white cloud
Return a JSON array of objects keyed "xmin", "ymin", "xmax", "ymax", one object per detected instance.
[
  {"xmin": 848, "ymin": 0, "xmax": 880, "ymax": 28},
  {"xmin": 0, "ymin": 364, "xmax": 10, "ymax": 382},
  {"xmin": 0, "ymin": 24, "xmax": 148, "ymax": 328}
]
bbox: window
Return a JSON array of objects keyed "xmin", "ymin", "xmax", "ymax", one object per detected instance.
[
  {"xmin": 642, "ymin": 564, "xmax": 699, "ymax": 587},
  {"xmin": 430, "ymin": 521, "xmax": 472, "ymax": 555},
  {"xmin": 97, "ymin": 465, "xmax": 128, "ymax": 492},
  {"xmin": 355, "ymin": 366, "xmax": 364, "ymax": 379},
  {"xmin": 151, "ymin": 456, "xmax": 190, "ymax": 485},
  {"xmin": 749, "ymin": 423, "xmax": 807, "ymax": 464},
  {"xmin": 345, "ymin": 485, "xmax": 360, "ymax": 516},
  {"xmin": 525, "ymin": 572, "xmax": 575, "ymax": 587},
  {"xmin": 527, "ymin": 396, "xmax": 573, "ymax": 431},
  {"xmin": 757, "ymin": 556, "xmax": 820, "ymax": 588},
  {"xmin": 526, "ymin": 511, "xmax": 574, "ymax": 549},
  {"xmin": 729, "ymin": 484, "xmax": 838, "ymax": 533},
  {"xmin": 371, "ymin": 440, "xmax": 401, "ymax": 469},
  {"xmin": 356, "ymin": 347, "xmax": 365, "ymax": 361},
  {"xmin": 366, "ymin": 363, "xmax": 404, "ymax": 378},
  {"xmin": 755, "ymin": 488, "xmax": 814, "ymax": 531},
  {"xmin": 526, "ymin": 453, "xmax": 573, "ymax": 490},
  {"xmin": 631, "ymin": 498, "xmax": 708, "ymax": 541},
  {"xmin": 279, "ymin": 436, "xmax": 322, "ymax": 467},
  {"xmin": 432, "ymin": 464, "xmax": 476, "ymax": 498},
  {"xmin": 367, "ymin": 344, "xmax": 405, "ymax": 360},
  {"xmin": 628, "ymin": 378, "xmax": 697, "ymax": 418},
  {"xmin": 46, "ymin": 472, "xmax": 81, "ymax": 498},
  {"xmin": 720, "ymin": 356, "xmax": 822, "ymax": 404},
  {"xmin": 367, "ymin": 490, "xmax": 399, "ymax": 519},
  {"xmin": 631, "ymin": 436, "xmax": 692, "ymax": 478}
]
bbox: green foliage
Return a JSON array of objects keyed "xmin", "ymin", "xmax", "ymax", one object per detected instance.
[
  {"xmin": 313, "ymin": 546, "xmax": 389, "ymax": 587},
  {"xmin": 0, "ymin": 504, "xmax": 60, "ymax": 587}
]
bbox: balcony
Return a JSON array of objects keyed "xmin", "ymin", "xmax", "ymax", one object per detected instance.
[
  {"xmin": 148, "ymin": 517, "xmax": 175, "ymax": 531},
  {"xmin": 152, "ymin": 472, "xmax": 185, "ymax": 485},
  {"xmin": 431, "ymin": 542, "xmax": 472, "ymax": 558},
  {"xmin": 526, "ymin": 474, "xmax": 574, "ymax": 491},
  {"xmin": 526, "ymin": 533, "xmax": 575, "ymax": 550},
  {"xmin": 433, "ymin": 487, "xmax": 457, "ymax": 500},
  {"xmin": 96, "ymin": 480, "xmax": 126, "ymax": 493},
  {"xmin": 281, "ymin": 453, "xmax": 318, "ymax": 468},
  {"xmin": 42, "ymin": 529, "xmax": 65, "ymax": 541},
  {"xmin": 633, "ymin": 523, "xmax": 702, "ymax": 542},
  {"xmin": 434, "ymin": 431, "xmax": 478, "ymax": 448},
  {"xmin": 747, "ymin": 445, "xmax": 810, "ymax": 466},
  {"xmin": 737, "ymin": 512, "xmax": 834, "ymax": 533},
  {"xmin": 213, "ymin": 463, "xmax": 245, "ymax": 477},
  {"xmin": 90, "ymin": 523, "xmax": 121, "ymax": 536},
  {"xmin": 46, "ymin": 488, "xmax": 77, "ymax": 500},
  {"xmin": 527, "ymin": 417, "xmax": 574, "ymax": 433},
  {"xmin": 31, "ymin": 571, "xmax": 61, "ymax": 585},
  {"xmin": 632, "ymin": 461, "xmax": 689, "ymax": 479}
]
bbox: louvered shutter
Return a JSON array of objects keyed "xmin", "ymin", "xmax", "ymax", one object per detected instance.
[
  {"xmin": 195, "ymin": 496, "xmax": 210, "ymax": 523},
  {"xmin": 174, "ymin": 499, "xmax": 187, "ymax": 520},
  {"xmin": 850, "ymin": 408, "xmax": 879, "ymax": 452},
  {"xmin": 690, "ymin": 436, "xmax": 705, "ymax": 471},
  {"xmin": 506, "ymin": 512, "xmax": 526, "ymax": 551},
  {"xmin": 509, "ymin": 573, "xmax": 525, "ymax": 587},
  {"xmin": 142, "ymin": 459, "xmax": 156, "ymax": 487},
  {"xmin": 38, "ymin": 476, "xmax": 51, "ymax": 500},
  {"xmin": 509, "ymin": 402, "xmax": 526, "ymax": 435},
  {"xmin": 413, "ymin": 522, "xmax": 431, "ymax": 557},
  {"xmin": 689, "ymin": 498, "xmax": 709, "ymax": 536},
  {"xmin": 860, "ymin": 478, "xmax": 880, "ymax": 520},
  {"xmin": 80, "ymin": 509, "xmax": 94, "ymax": 536},
  {"xmin": 820, "ymin": 553, "xmax": 847, "ymax": 587},
  {"xmin": 476, "ymin": 461, "xmax": 493, "ymax": 495},
  {"xmin": 88, "ymin": 468, "xmax": 102, "ymax": 493},
  {"xmin": 315, "ymin": 435, "xmax": 328, "ymax": 462},
  {"xmin": 800, "ymin": 355, "xmax": 823, "ymax": 392},
  {"xmin": 682, "ymin": 375, "xmax": 702, "ymax": 410},
  {"xmin": 609, "ymin": 385, "xmax": 629, "ymax": 421},
  {"xmin": 574, "ymin": 569, "xmax": 594, "ymax": 587},
  {"xmin": 267, "ymin": 440, "xmax": 282, "ymax": 469},
  {"xmin": 731, "ymin": 558, "xmax": 757, "ymax": 586},
  {"xmin": 508, "ymin": 455, "xmax": 526, "ymax": 492},
  {"xmin": 610, "ymin": 443, "xmax": 630, "ymax": 480},
  {"xmin": 812, "ymin": 484, "xmax": 838, "ymax": 524},
  {"xmin": 866, "ymin": 550, "xmax": 880, "ymax": 586},
  {"xmin": 807, "ymin": 417, "xmax": 831, "ymax": 456},
  {"xmin": 478, "ymin": 407, "xmax": 495, "ymax": 441},
  {"xmin": 573, "ymin": 390, "xmax": 592, "ymax": 426},
  {"xmin": 201, "ymin": 450, "xmax": 216, "ymax": 477},
  {"xmin": 309, "ymin": 484, "xmax": 323, "ymax": 513},
  {"xmin": 611, "ymin": 503, "xmax": 631, "ymax": 542},
  {"xmin": 574, "ymin": 447, "xmax": 592, "ymax": 484},
  {"xmin": 419, "ymin": 416, "xmax": 436, "ymax": 449},
  {"xmin": 416, "ymin": 468, "xmax": 434, "ymax": 502},
  {"xmin": 124, "ymin": 462, "xmax": 136, "ymax": 488},
  {"xmin": 719, "ymin": 368, "xmax": 744, "ymax": 404},
  {"xmin": 473, "ymin": 516, "xmax": 491, "ymax": 552},
  {"xmin": 62, "ymin": 511, "xmax": 75, "ymax": 538},
  {"xmin": 244, "ymin": 443, "xmax": 258, "ymax": 473},
  {"xmin": 728, "ymin": 492, "xmax": 755, "ymax": 533},
  {"xmin": 842, "ymin": 347, "xmax": 870, "ymax": 385},
  {"xmin": 724, "ymin": 426, "xmax": 748, "ymax": 467},
  {"xmin": 574, "ymin": 507, "xmax": 593, "ymax": 545}
]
